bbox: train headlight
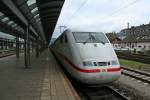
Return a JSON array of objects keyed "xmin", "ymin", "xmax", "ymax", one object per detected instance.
[
  {"xmin": 111, "ymin": 60, "xmax": 118, "ymax": 65},
  {"xmin": 83, "ymin": 61, "xmax": 93, "ymax": 66}
]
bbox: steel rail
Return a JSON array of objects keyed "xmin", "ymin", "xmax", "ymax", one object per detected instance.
[
  {"xmin": 122, "ymin": 67, "xmax": 150, "ymax": 84},
  {"xmin": 106, "ymin": 86, "xmax": 130, "ymax": 100},
  {"xmin": 75, "ymin": 85, "xmax": 130, "ymax": 100}
]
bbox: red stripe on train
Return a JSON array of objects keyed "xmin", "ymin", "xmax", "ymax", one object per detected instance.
[
  {"xmin": 53, "ymin": 50, "xmax": 121, "ymax": 73},
  {"xmin": 64, "ymin": 56, "xmax": 101, "ymax": 73},
  {"xmin": 107, "ymin": 68, "xmax": 121, "ymax": 72}
]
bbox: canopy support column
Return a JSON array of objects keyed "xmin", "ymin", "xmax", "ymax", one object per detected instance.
[
  {"xmin": 16, "ymin": 36, "xmax": 19, "ymax": 58},
  {"xmin": 24, "ymin": 24, "xmax": 30, "ymax": 68}
]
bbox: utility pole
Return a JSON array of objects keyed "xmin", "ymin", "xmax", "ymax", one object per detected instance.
[{"xmin": 127, "ymin": 22, "xmax": 130, "ymax": 29}]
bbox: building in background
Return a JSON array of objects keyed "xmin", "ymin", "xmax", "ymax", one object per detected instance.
[
  {"xmin": 106, "ymin": 33, "xmax": 122, "ymax": 50},
  {"xmin": 121, "ymin": 34, "xmax": 150, "ymax": 52},
  {"xmin": 118, "ymin": 23, "xmax": 150, "ymax": 52},
  {"xmin": 117, "ymin": 29, "xmax": 127, "ymax": 40},
  {"xmin": 107, "ymin": 23, "xmax": 150, "ymax": 53}
]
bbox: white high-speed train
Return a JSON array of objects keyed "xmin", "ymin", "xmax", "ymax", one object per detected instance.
[{"xmin": 51, "ymin": 29, "xmax": 121, "ymax": 84}]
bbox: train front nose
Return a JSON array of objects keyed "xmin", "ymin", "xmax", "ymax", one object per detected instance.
[{"xmin": 78, "ymin": 67, "xmax": 121, "ymax": 84}]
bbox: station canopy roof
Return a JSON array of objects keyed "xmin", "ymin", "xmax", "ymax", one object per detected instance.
[{"xmin": 0, "ymin": 0, "xmax": 65, "ymax": 43}]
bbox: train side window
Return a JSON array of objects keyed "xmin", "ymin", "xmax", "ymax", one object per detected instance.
[
  {"xmin": 60, "ymin": 35, "xmax": 63, "ymax": 43},
  {"xmin": 65, "ymin": 34, "xmax": 68, "ymax": 43}
]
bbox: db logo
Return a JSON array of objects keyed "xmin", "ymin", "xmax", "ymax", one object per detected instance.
[{"xmin": 102, "ymin": 69, "xmax": 107, "ymax": 72}]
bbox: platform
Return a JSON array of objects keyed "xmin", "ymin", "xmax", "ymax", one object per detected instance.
[{"xmin": 0, "ymin": 50, "xmax": 80, "ymax": 100}]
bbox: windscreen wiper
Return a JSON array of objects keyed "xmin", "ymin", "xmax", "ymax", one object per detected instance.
[
  {"xmin": 83, "ymin": 34, "xmax": 105, "ymax": 45},
  {"xmin": 83, "ymin": 38, "xmax": 90, "ymax": 44},
  {"xmin": 83, "ymin": 33, "xmax": 98, "ymax": 44},
  {"xmin": 83, "ymin": 33, "xmax": 91, "ymax": 44},
  {"xmin": 94, "ymin": 37, "xmax": 105, "ymax": 45},
  {"xmin": 91, "ymin": 35, "xmax": 105, "ymax": 45}
]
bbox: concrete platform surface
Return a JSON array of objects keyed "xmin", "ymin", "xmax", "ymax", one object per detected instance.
[{"xmin": 0, "ymin": 50, "xmax": 80, "ymax": 100}]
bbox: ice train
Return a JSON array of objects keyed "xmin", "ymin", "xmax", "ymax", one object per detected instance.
[{"xmin": 51, "ymin": 29, "xmax": 121, "ymax": 84}]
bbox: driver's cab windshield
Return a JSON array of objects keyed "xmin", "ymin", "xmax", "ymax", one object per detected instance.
[{"xmin": 73, "ymin": 32, "xmax": 109, "ymax": 44}]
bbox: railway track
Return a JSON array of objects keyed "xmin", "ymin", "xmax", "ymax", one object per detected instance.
[
  {"xmin": 122, "ymin": 66, "xmax": 150, "ymax": 84},
  {"xmin": 0, "ymin": 53, "xmax": 15, "ymax": 58},
  {"xmin": 0, "ymin": 50, "xmax": 24, "ymax": 58},
  {"xmin": 76, "ymin": 85, "xmax": 130, "ymax": 100},
  {"xmin": 116, "ymin": 52, "xmax": 150, "ymax": 64}
]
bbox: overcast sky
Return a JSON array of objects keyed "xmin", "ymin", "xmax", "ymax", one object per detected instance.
[{"xmin": 52, "ymin": 0, "xmax": 150, "ymax": 38}]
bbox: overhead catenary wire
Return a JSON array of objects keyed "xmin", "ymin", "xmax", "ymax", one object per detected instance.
[
  {"xmin": 101, "ymin": 0, "xmax": 141, "ymax": 24},
  {"xmin": 59, "ymin": 0, "xmax": 141, "ymax": 32},
  {"xmin": 67, "ymin": 0, "xmax": 141, "ymax": 27},
  {"xmin": 98, "ymin": 0, "xmax": 141, "ymax": 31},
  {"xmin": 64, "ymin": 0, "xmax": 89, "ymax": 28},
  {"xmin": 107, "ymin": 0, "xmax": 141, "ymax": 17}
]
